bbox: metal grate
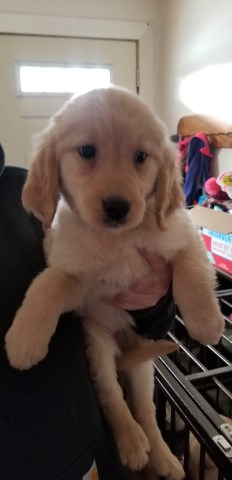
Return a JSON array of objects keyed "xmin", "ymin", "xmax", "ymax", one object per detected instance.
[{"xmin": 154, "ymin": 271, "xmax": 232, "ymax": 479}]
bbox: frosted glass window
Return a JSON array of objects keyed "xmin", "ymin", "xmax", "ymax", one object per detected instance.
[{"xmin": 18, "ymin": 65, "xmax": 111, "ymax": 94}]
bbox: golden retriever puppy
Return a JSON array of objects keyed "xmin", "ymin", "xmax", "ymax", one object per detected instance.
[{"xmin": 5, "ymin": 87, "xmax": 224, "ymax": 478}]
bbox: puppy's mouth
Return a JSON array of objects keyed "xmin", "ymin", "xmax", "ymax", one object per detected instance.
[
  {"xmin": 103, "ymin": 217, "xmax": 126, "ymax": 229},
  {"xmin": 101, "ymin": 196, "xmax": 131, "ymax": 228}
]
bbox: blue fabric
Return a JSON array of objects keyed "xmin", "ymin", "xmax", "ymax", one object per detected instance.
[{"xmin": 184, "ymin": 135, "xmax": 212, "ymax": 206}]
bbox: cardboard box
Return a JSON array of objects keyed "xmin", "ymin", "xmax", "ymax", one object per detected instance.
[{"xmin": 189, "ymin": 206, "xmax": 232, "ymax": 275}]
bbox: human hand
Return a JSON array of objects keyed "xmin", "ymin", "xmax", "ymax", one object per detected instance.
[{"xmin": 112, "ymin": 251, "xmax": 172, "ymax": 311}]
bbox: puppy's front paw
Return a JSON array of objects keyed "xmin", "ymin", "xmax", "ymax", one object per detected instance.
[
  {"xmin": 186, "ymin": 310, "xmax": 224, "ymax": 345},
  {"xmin": 117, "ymin": 420, "xmax": 150, "ymax": 470},
  {"xmin": 5, "ymin": 321, "xmax": 48, "ymax": 370}
]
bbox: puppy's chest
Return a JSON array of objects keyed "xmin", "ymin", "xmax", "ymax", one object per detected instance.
[
  {"xmin": 46, "ymin": 224, "xmax": 152, "ymax": 292},
  {"xmin": 45, "ymin": 207, "xmax": 188, "ymax": 294}
]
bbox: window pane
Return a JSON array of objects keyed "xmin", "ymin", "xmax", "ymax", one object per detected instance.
[{"xmin": 19, "ymin": 65, "xmax": 111, "ymax": 94}]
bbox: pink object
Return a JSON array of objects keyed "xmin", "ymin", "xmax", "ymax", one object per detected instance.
[{"xmin": 205, "ymin": 177, "xmax": 221, "ymax": 197}]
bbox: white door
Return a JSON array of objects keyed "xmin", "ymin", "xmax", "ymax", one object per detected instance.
[{"xmin": 0, "ymin": 34, "xmax": 137, "ymax": 166}]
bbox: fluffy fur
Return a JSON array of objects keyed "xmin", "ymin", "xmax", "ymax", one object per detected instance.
[{"xmin": 5, "ymin": 87, "xmax": 224, "ymax": 478}]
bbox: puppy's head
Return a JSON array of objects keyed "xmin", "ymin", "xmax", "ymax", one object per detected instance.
[{"xmin": 23, "ymin": 87, "xmax": 183, "ymax": 231}]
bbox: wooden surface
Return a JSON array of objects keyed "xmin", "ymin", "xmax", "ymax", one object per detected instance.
[{"xmin": 177, "ymin": 115, "xmax": 232, "ymax": 148}]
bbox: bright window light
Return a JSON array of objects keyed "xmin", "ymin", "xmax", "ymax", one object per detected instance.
[
  {"xmin": 180, "ymin": 63, "xmax": 232, "ymax": 121},
  {"xmin": 18, "ymin": 65, "xmax": 111, "ymax": 94}
]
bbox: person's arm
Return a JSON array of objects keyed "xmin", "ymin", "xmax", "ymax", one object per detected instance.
[{"xmin": 112, "ymin": 252, "xmax": 175, "ymax": 340}]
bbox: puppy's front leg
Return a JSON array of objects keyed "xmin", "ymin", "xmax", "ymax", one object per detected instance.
[
  {"xmin": 5, "ymin": 267, "xmax": 80, "ymax": 369},
  {"xmin": 173, "ymin": 233, "xmax": 224, "ymax": 345},
  {"xmin": 84, "ymin": 321, "xmax": 150, "ymax": 471}
]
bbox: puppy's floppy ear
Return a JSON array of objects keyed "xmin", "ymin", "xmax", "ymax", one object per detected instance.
[
  {"xmin": 22, "ymin": 125, "xmax": 59, "ymax": 230},
  {"xmin": 155, "ymin": 142, "xmax": 184, "ymax": 229}
]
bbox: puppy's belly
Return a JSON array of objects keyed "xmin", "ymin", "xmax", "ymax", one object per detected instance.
[
  {"xmin": 75, "ymin": 254, "xmax": 151, "ymax": 313},
  {"xmin": 84, "ymin": 301, "xmax": 135, "ymax": 335},
  {"xmin": 94, "ymin": 254, "xmax": 151, "ymax": 294}
]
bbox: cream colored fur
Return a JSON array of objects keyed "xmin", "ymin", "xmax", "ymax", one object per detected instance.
[{"xmin": 5, "ymin": 87, "xmax": 224, "ymax": 478}]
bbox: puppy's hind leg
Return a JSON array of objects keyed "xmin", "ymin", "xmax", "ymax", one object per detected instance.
[
  {"xmin": 84, "ymin": 321, "xmax": 150, "ymax": 472},
  {"xmin": 5, "ymin": 267, "xmax": 80, "ymax": 369},
  {"xmin": 126, "ymin": 361, "xmax": 185, "ymax": 479}
]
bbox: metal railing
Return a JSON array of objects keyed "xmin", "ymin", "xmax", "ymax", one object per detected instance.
[{"xmin": 154, "ymin": 275, "xmax": 232, "ymax": 479}]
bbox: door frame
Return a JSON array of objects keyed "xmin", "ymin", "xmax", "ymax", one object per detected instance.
[{"xmin": 0, "ymin": 12, "xmax": 155, "ymax": 106}]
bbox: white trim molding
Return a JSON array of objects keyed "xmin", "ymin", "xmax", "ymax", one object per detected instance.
[
  {"xmin": 0, "ymin": 12, "xmax": 156, "ymax": 110},
  {"xmin": 0, "ymin": 13, "xmax": 149, "ymax": 40}
]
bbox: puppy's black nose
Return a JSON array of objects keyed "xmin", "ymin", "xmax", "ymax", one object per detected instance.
[{"xmin": 102, "ymin": 196, "xmax": 131, "ymax": 222}]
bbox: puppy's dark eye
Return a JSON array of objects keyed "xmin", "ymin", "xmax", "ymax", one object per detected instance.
[
  {"xmin": 79, "ymin": 145, "xmax": 96, "ymax": 159},
  {"xmin": 134, "ymin": 151, "xmax": 147, "ymax": 165}
]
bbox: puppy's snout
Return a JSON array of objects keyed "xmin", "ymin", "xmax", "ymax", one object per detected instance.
[{"xmin": 102, "ymin": 196, "xmax": 131, "ymax": 223}]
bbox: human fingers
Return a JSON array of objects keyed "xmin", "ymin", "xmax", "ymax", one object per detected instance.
[{"xmin": 112, "ymin": 283, "xmax": 167, "ymax": 310}]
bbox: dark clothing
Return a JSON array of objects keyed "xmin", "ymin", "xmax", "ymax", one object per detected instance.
[
  {"xmin": 179, "ymin": 133, "xmax": 213, "ymax": 207},
  {"xmin": 0, "ymin": 156, "xmax": 175, "ymax": 479},
  {"xmin": 0, "ymin": 165, "xmax": 131, "ymax": 480},
  {"xmin": 131, "ymin": 285, "xmax": 175, "ymax": 339},
  {"xmin": 0, "ymin": 143, "xmax": 4, "ymax": 174}
]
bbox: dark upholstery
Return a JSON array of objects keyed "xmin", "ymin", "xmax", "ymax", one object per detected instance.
[{"xmin": 0, "ymin": 160, "xmax": 131, "ymax": 480}]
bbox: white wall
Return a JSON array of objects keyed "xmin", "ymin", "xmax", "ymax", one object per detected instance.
[
  {"xmin": 0, "ymin": 0, "xmax": 155, "ymax": 20},
  {"xmin": 1, "ymin": 0, "xmax": 230, "ymax": 174},
  {"xmin": 157, "ymin": 0, "xmax": 232, "ymax": 174}
]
